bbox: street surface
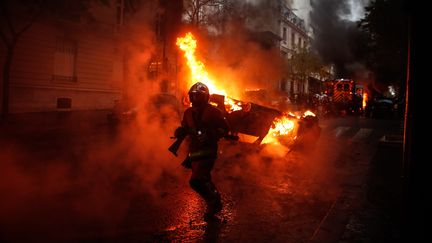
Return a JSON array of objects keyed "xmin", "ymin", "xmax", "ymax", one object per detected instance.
[{"xmin": 0, "ymin": 114, "xmax": 402, "ymax": 242}]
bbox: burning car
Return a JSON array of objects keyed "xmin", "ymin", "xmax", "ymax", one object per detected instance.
[
  {"xmin": 209, "ymin": 94, "xmax": 321, "ymax": 150},
  {"xmin": 176, "ymin": 32, "xmax": 321, "ymax": 150}
]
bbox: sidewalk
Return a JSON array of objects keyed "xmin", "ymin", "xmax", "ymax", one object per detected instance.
[
  {"xmin": 0, "ymin": 110, "xmax": 112, "ymax": 135},
  {"xmin": 339, "ymin": 139, "xmax": 403, "ymax": 242},
  {"xmin": 311, "ymin": 122, "xmax": 404, "ymax": 242}
]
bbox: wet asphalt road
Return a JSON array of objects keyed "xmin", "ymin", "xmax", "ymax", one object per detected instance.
[{"xmin": 0, "ymin": 116, "xmax": 402, "ymax": 242}]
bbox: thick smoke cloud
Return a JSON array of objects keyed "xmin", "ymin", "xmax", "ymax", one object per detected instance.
[
  {"xmin": 0, "ymin": 1, "xmax": 349, "ymax": 241},
  {"xmin": 310, "ymin": 0, "xmax": 369, "ymax": 78},
  {"xmin": 0, "ymin": 1, "xmax": 184, "ymax": 241},
  {"xmin": 205, "ymin": 23, "xmax": 285, "ymax": 98}
]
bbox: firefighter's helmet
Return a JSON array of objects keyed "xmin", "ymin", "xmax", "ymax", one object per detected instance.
[{"xmin": 188, "ymin": 82, "xmax": 209, "ymax": 107}]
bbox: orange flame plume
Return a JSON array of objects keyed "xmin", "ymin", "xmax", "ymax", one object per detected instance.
[{"xmin": 176, "ymin": 32, "xmax": 242, "ymax": 112}]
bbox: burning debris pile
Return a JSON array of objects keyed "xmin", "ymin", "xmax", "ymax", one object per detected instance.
[{"xmin": 176, "ymin": 32, "xmax": 320, "ymax": 149}]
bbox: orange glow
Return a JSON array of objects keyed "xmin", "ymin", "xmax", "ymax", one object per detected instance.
[
  {"xmin": 224, "ymin": 97, "xmax": 243, "ymax": 112},
  {"xmin": 261, "ymin": 115, "xmax": 297, "ymax": 144},
  {"xmin": 303, "ymin": 110, "xmax": 316, "ymax": 117},
  {"xmin": 261, "ymin": 110, "xmax": 315, "ymax": 145},
  {"xmin": 176, "ymin": 32, "xmax": 315, "ymax": 147},
  {"xmin": 362, "ymin": 92, "xmax": 368, "ymax": 110},
  {"xmin": 176, "ymin": 32, "xmax": 242, "ymax": 112}
]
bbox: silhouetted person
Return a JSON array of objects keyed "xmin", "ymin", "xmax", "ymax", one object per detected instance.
[{"xmin": 174, "ymin": 82, "xmax": 229, "ymax": 221}]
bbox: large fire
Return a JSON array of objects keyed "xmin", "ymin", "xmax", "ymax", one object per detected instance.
[
  {"xmin": 176, "ymin": 33, "xmax": 218, "ymax": 93},
  {"xmin": 176, "ymin": 32, "xmax": 242, "ymax": 112},
  {"xmin": 176, "ymin": 32, "xmax": 315, "ymax": 145}
]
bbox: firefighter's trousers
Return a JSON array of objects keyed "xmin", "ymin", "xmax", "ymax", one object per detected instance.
[{"xmin": 189, "ymin": 159, "xmax": 221, "ymax": 213}]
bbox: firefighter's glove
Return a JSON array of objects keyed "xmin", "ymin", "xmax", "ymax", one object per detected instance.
[
  {"xmin": 215, "ymin": 128, "xmax": 227, "ymax": 139},
  {"xmin": 181, "ymin": 156, "xmax": 192, "ymax": 169},
  {"xmin": 174, "ymin": 126, "xmax": 188, "ymax": 138}
]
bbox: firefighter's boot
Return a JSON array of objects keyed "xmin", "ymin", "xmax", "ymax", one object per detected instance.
[
  {"xmin": 189, "ymin": 179, "xmax": 222, "ymax": 221},
  {"xmin": 203, "ymin": 182, "xmax": 222, "ymax": 221}
]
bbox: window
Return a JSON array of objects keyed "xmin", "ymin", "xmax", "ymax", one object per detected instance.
[
  {"xmin": 281, "ymin": 80, "xmax": 286, "ymax": 91},
  {"xmin": 115, "ymin": 0, "xmax": 124, "ymax": 31},
  {"xmin": 282, "ymin": 27, "xmax": 287, "ymax": 42},
  {"xmin": 53, "ymin": 38, "xmax": 77, "ymax": 82},
  {"xmin": 291, "ymin": 33, "xmax": 295, "ymax": 48},
  {"xmin": 290, "ymin": 81, "xmax": 295, "ymax": 94},
  {"xmin": 116, "ymin": 0, "xmax": 124, "ymax": 26},
  {"xmin": 57, "ymin": 98, "xmax": 72, "ymax": 109},
  {"xmin": 148, "ymin": 60, "xmax": 163, "ymax": 80},
  {"xmin": 155, "ymin": 12, "xmax": 164, "ymax": 40},
  {"xmin": 344, "ymin": 84, "xmax": 350, "ymax": 91}
]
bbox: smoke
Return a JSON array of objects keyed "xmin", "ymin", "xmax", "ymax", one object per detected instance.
[
  {"xmin": 204, "ymin": 23, "xmax": 285, "ymax": 98},
  {"xmin": 0, "ymin": 118, "xmax": 185, "ymax": 241},
  {"xmin": 0, "ymin": 1, "xmax": 356, "ymax": 241},
  {"xmin": 289, "ymin": 0, "xmax": 312, "ymax": 34},
  {"xmin": 310, "ymin": 0, "xmax": 370, "ymax": 78},
  {"xmin": 0, "ymin": 83, "xmax": 185, "ymax": 239},
  {"xmin": 0, "ymin": 1, "xmax": 188, "ymax": 241},
  {"xmin": 0, "ymin": 99, "xmax": 184, "ymax": 241},
  {"xmin": 214, "ymin": 130, "xmax": 345, "ymax": 220},
  {"xmin": 177, "ymin": 2, "xmax": 286, "ymax": 99},
  {"xmin": 0, "ymin": 4, "xmax": 290, "ymax": 239}
]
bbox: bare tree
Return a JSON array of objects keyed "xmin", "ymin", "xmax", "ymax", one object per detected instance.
[
  {"xmin": 287, "ymin": 46, "xmax": 325, "ymax": 94},
  {"xmin": 183, "ymin": 0, "xmax": 234, "ymax": 31}
]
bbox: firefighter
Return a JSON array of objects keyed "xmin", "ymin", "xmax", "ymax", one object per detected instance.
[{"xmin": 174, "ymin": 82, "xmax": 229, "ymax": 221}]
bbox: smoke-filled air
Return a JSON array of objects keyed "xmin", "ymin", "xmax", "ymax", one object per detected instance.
[{"xmin": 0, "ymin": 0, "xmax": 388, "ymax": 242}]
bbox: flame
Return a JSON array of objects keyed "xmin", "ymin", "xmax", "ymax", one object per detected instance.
[
  {"xmin": 362, "ymin": 92, "xmax": 368, "ymax": 110},
  {"xmin": 176, "ymin": 33, "xmax": 216, "ymax": 92},
  {"xmin": 176, "ymin": 32, "xmax": 242, "ymax": 112},
  {"xmin": 224, "ymin": 98, "xmax": 243, "ymax": 112},
  {"xmin": 261, "ymin": 115, "xmax": 297, "ymax": 144},
  {"xmin": 288, "ymin": 110, "xmax": 316, "ymax": 119},
  {"xmin": 303, "ymin": 110, "xmax": 316, "ymax": 117},
  {"xmin": 262, "ymin": 110, "xmax": 315, "ymax": 145},
  {"xmin": 176, "ymin": 32, "xmax": 316, "ymax": 147}
]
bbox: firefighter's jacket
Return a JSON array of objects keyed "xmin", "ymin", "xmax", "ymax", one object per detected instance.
[{"xmin": 181, "ymin": 103, "xmax": 229, "ymax": 161}]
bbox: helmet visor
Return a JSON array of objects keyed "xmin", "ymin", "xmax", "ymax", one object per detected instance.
[{"xmin": 189, "ymin": 91, "xmax": 208, "ymax": 106}]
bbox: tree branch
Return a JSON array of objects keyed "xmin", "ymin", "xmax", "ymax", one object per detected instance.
[
  {"xmin": 201, "ymin": 0, "xmax": 214, "ymax": 6},
  {"xmin": 16, "ymin": 7, "xmax": 43, "ymax": 39},
  {"xmin": 0, "ymin": 29, "xmax": 11, "ymax": 47},
  {"xmin": 0, "ymin": 0, "xmax": 17, "ymax": 36}
]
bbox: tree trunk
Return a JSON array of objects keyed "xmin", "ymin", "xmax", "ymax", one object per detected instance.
[{"xmin": 1, "ymin": 46, "xmax": 14, "ymax": 121}]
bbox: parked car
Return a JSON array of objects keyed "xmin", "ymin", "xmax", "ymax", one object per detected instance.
[
  {"xmin": 106, "ymin": 99, "xmax": 137, "ymax": 124},
  {"xmin": 147, "ymin": 93, "xmax": 182, "ymax": 124},
  {"xmin": 107, "ymin": 93, "xmax": 182, "ymax": 125},
  {"xmin": 367, "ymin": 98, "xmax": 395, "ymax": 119}
]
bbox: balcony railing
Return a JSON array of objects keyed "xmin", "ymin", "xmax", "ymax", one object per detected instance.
[{"xmin": 280, "ymin": 6, "xmax": 306, "ymax": 32}]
